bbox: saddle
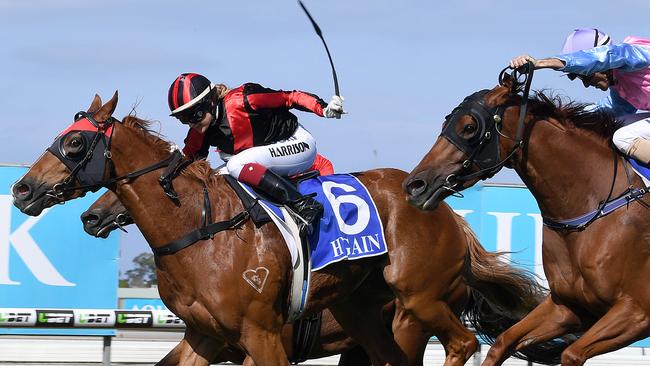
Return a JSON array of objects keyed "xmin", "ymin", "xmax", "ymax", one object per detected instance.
[{"xmin": 223, "ymin": 170, "xmax": 321, "ymax": 228}]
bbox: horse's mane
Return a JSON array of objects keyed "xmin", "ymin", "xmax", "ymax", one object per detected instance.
[
  {"xmin": 120, "ymin": 115, "xmax": 217, "ymax": 184},
  {"xmin": 526, "ymin": 90, "xmax": 622, "ymax": 140}
]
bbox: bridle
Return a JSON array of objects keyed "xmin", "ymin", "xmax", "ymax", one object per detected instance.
[
  {"xmin": 439, "ymin": 63, "xmax": 535, "ymax": 194},
  {"xmin": 44, "ymin": 110, "xmax": 249, "ymax": 253},
  {"xmin": 43, "ymin": 111, "xmax": 184, "ymax": 204},
  {"xmin": 439, "ymin": 64, "xmax": 648, "ymax": 231}
]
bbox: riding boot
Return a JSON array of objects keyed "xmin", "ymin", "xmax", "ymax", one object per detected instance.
[{"xmin": 240, "ymin": 163, "xmax": 323, "ymax": 235}]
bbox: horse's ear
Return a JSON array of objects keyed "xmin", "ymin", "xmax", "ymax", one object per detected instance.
[
  {"xmin": 87, "ymin": 94, "xmax": 102, "ymax": 114},
  {"xmin": 94, "ymin": 91, "xmax": 119, "ymax": 122},
  {"xmin": 485, "ymin": 84, "xmax": 511, "ymax": 107}
]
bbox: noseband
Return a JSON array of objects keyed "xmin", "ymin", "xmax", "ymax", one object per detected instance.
[{"xmin": 440, "ymin": 63, "xmax": 535, "ymax": 189}]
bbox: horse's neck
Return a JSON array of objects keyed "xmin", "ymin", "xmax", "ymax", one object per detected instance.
[
  {"xmin": 109, "ymin": 124, "xmax": 233, "ymax": 248},
  {"xmin": 514, "ymin": 120, "xmax": 630, "ymax": 220}
]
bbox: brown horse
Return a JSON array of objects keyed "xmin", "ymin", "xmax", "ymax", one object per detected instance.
[
  {"xmin": 81, "ymin": 190, "xmax": 375, "ymax": 365},
  {"xmin": 404, "ymin": 73, "xmax": 650, "ymax": 365},
  {"xmin": 12, "ymin": 92, "xmax": 544, "ymax": 366}
]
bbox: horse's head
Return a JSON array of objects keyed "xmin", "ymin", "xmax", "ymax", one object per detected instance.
[
  {"xmin": 12, "ymin": 92, "xmax": 119, "ymax": 216},
  {"xmin": 404, "ymin": 73, "xmax": 526, "ymax": 210},
  {"xmin": 81, "ymin": 190, "xmax": 132, "ymax": 238}
]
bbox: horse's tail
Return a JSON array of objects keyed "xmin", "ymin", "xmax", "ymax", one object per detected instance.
[{"xmin": 454, "ymin": 213, "xmax": 574, "ymax": 365}]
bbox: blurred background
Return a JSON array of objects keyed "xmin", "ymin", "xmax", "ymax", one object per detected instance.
[{"xmin": 1, "ymin": 0, "xmax": 647, "ymax": 276}]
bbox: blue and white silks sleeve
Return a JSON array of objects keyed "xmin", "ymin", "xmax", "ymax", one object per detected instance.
[
  {"xmin": 595, "ymin": 90, "xmax": 638, "ymax": 117},
  {"xmin": 556, "ymin": 43, "xmax": 650, "ymax": 76}
]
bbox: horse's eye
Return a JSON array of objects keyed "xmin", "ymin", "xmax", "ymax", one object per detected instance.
[
  {"xmin": 463, "ymin": 124, "xmax": 477, "ymax": 134},
  {"xmin": 61, "ymin": 133, "xmax": 87, "ymax": 159}
]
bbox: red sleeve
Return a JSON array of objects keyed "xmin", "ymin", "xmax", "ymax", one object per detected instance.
[
  {"xmin": 311, "ymin": 154, "xmax": 334, "ymax": 176},
  {"xmin": 182, "ymin": 128, "xmax": 207, "ymax": 160},
  {"xmin": 244, "ymin": 83, "xmax": 327, "ymax": 117}
]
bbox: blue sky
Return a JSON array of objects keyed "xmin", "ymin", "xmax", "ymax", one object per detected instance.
[{"xmin": 2, "ymin": 0, "xmax": 647, "ymax": 272}]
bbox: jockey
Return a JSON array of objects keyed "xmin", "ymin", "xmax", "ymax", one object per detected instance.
[
  {"xmin": 509, "ymin": 28, "xmax": 650, "ymax": 163},
  {"xmin": 168, "ymin": 73, "xmax": 344, "ymax": 233}
]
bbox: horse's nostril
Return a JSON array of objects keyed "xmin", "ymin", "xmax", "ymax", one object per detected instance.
[
  {"xmin": 81, "ymin": 213, "xmax": 100, "ymax": 225},
  {"xmin": 406, "ymin": 179, "xmax": 427, "ymax": 197},
  {"xmin": 13, "ymin": 183, "xmax": 31, "ymax": 198}
]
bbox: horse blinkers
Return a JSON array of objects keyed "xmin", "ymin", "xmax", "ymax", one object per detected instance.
[
  {"xmin": 45, "ymin": 112, "xmax": 114, "ymax": 192},
  {"xmin": 440, "ymin": 89, "xmax": 503, "ymax": 175}
]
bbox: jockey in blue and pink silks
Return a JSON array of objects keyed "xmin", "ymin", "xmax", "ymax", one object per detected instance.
[{"xmin": 510, "ymin": 28, "xmax": 650, "ymax": 164}]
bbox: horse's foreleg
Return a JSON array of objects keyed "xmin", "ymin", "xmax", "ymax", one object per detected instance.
[
  {"xmin": 240, "ymin": 325, "xmax": 289, "ymax": 366},
  {"xmin": 156, "ymin": 327, "xmax": 225, "ymax": 366},
  {"xmin": 559, "ymin": 298, "xmax": 649, "ymax": 366},
  {"xmin": 329, "ymin": 301, "xmax": 407, "ymax": 366},
  {"xmin": 400, "ymin": 297, "xmax": 477, "ymax": 366},
  {"xmin": 391, "ymin": 300, "xmax": 430, "ymax": 366},
  {"xmin": 481, "ymin": 296, "xmax": 581, "ymax": 366}
]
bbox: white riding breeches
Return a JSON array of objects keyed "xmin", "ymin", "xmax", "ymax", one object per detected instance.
[
  {"xmin": 226, "ymin": 125, "xmax": 317, "ymax": 179},
  {"xmin": 612, "ymin": 113, "xmax": 650, "ymax": 154}
]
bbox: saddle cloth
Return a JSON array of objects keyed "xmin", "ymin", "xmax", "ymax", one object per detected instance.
[
  {"xmin": 629, "ymin": 158, "xmax": 650, "ymax": 186},
  {"xmin": 236, "ymin": 173, "xmax": 388, "ymax": 271}
]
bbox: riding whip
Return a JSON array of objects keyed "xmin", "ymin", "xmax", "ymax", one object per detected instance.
[{"xmin": 298, "ymin": 0, "xmax": 340, "ymax": 97}]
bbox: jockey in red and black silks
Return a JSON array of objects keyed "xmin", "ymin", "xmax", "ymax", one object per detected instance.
[{"xmin": 168, "ymin": 73, "xmax": 345, "ymax": 234}]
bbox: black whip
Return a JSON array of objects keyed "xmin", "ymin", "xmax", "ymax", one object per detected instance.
[{"xmin": 298, "ymin": 0, "xmax": 340, "ymax": 97}]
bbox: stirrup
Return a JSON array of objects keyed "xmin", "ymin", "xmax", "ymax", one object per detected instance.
[{"xmin": 284, "ymin": 207, "xmax": 314, "ymax": 236}]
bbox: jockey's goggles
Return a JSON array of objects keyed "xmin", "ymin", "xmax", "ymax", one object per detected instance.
[{"xmin": 175, "ymin": 99, "xmax": 210, "ymax": 125}]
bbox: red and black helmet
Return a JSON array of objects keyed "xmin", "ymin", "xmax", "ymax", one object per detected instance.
[{"xmin": 167, "ymin": 73, "xmax": 213, "ymax": 116}]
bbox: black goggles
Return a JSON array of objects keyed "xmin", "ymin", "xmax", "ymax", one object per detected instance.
[{"xmin": 175, "ymin": 100, "xmax": 210, "ymax": 125}]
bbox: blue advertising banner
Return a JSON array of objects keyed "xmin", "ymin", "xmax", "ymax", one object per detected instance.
[
  {"xmin": 446, "ymin": 184, "xmax": 544, "ymax": 283},
  {"xmin": 0, "ymin": 166, "xmax": 119, "ymax": 335},
  {"xmin": 446, "ymin": 184, "xmax": 649, "ymax": 348}
]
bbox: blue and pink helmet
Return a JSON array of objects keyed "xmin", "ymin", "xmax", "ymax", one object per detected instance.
[{"xmin": 561, "ymin": 28, "xmax": 612, "ymax": 54}]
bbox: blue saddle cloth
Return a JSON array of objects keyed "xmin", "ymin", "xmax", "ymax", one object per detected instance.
[
  {"xmin": 629, "ymin": 158, "xmax": 650, "ymax": 183},
  {"xmin": 241, "ymin": 174, "xmax": 388, "ymax": 271}
]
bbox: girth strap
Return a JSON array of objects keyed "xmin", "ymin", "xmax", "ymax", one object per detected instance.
[
  {"xmin": 152, "ymin": 211, "xmax": 249, "ymax": 256},
  {"xmin": 543, "ymin": 187, "xmax": 647, "ymax": 231},
  {"xmin": 289, "ymin": 312, "xmax": 323, "ymax": 365}
]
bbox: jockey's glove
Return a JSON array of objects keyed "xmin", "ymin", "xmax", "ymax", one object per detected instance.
[{"xmin": 323, "ymin": 96, "xmax": 346, "ymax": 119}]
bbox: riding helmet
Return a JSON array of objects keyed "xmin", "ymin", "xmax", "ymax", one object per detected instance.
[
  {"xmin": 561, "ymin": 28, "xmax": 612, "ymax": 54},
  {"xmin": 168, "ymin": 73, "xmax": 213, "ymax": 116}
]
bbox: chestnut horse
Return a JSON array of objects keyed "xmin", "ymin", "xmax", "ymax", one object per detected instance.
[
  {"xmin": 13, "ymin": 92, "xmax": 544, "ymax": 366},
  {"xmin": 404, "ymin": 72, "xmax": 650, "ymax": 365},
  {"xmin": 81, "ymin": 190, "xmax": 375, "ymax": 365}
]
